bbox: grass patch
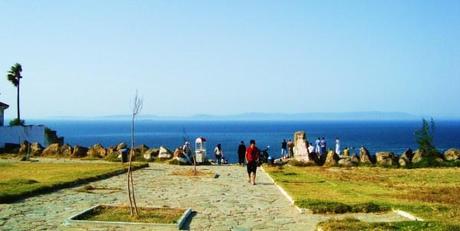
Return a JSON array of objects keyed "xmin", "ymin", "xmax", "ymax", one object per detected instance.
[
  {"xmin": 318, "ymin": 217, "xmax": 460, "ymax": 231},
  {"xmin": 77, "ymin": 205, "xmax": 185, "ymax": 224},
  {"xmin": 0, "ymin": 161, "xmax": 148, "ymax": 203},
  {"xmin": 296, "ymin": 199, "xmax": 387, "ymax": 214},
  {"xmin": 264, "ymin": 165, "xmax": 460, "ymax": 226}
]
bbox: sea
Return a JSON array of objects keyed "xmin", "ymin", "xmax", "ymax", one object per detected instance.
[{"xmin": 31, "ymin": 120, "xmax": 460, "ymax": 163}]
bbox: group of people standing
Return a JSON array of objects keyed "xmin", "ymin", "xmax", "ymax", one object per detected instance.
[
  {"xmin": 280, "ymin": 137, "xmax": 342, "ymax": 157},
  {"xmin": 280, "ymin": 139, "xmax": 295, "ymax": 158}
]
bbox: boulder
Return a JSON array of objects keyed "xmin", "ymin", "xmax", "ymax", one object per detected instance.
[
  {"xmin": 106, "ymin": 147, "xmax": 117, "ymax": 157},
  {"xmin": 342, "ymin": 148, "xmax": 350, "ymax": 157},
  {"xmin": 443, "ymin": 148, "xmax": 460, "ymax": 161},
  {"xmin": 18, "ymin": 141, "xmax": 30, "ymax": 155},
  {"xmin": 87, "ymin": 144, "xmax": 107, "ymax": 158},
  {"xmin": 42, "ymin": 143, "xmax": 61, "ymax": 156},
  {"xmin": 412, "ymin": 149, "xmax": 423, "ymax": 163},
  {"xmin": 338, "ymin": 157, "xmax": 354, "ymax": 167},
  {"xmin": 400, "ymin": 149, "xmax": 414, "ymax": 162},
  {"xmin": 116, "ymin": 142, "xmax": 128, "ymax": 151},
  {"xmin": 135, "ymin": 144, "xmax": 149, "ymax": 154},
  {"xmin": 399, "ymin": 157, "xmax": 410, "ymax": 167},
  {"xmin": 71, "ymin": 145, "xmax": 89, "ymax": 158},
  {"xmin": 359, "ymin": 147, "xmax": 373, "ymax": 164},
  {"xmin": 143, "ymin": 148, "xmax": 159, "ymax": 161},
  {"xmin": 323, "ymin": 150, "xmax": 339, "ymax": 167},
  {"xmin": 350, "ymin": 155, "xmax": 360, "ymax": 165},
  {"xmin": 30, "ymin": 142, "xmax": 44, "ymax": 156},
  {"xmin": 60, "ymin": 144, "xmax": 73, "ymax": 157},
  {"xmin": 158, "ymin": 146, "xmax": 173, "ymax": 159},
  {"xmin": 173, "ymin": 148, "xmax": 185, "ymax": 158},
  {"xmin": 376, "ymin": 152, "xmax": 397, "ymax": 167}
]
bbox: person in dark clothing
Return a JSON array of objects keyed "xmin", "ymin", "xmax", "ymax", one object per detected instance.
[
  {"xmin": 237, "ymin": 141, "xmax": 246, "ymax": 165},
  {"xmin": 281, "ymin": 139, "xmax": 288, "ymax": 158},
  {"xmin": 246, "ymin": 139, "xmax": 260, "ymax": 185}
]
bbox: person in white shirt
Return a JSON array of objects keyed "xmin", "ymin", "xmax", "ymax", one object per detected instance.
[
  {"xmin": 315, "ymin": 137, "xmax": 321, "ymax": 154},
  {"xmin": 335, "ymin": 138, "xmax": 341, "ymax": 155},
  {"xmin": 308, "ymin": 143, "xmax": 315, "ymax": 154}
]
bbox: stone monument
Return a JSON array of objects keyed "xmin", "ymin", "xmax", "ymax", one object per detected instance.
[{"xmin": 293, "ymin": 131, "xmax": 309, "ymax": 161}]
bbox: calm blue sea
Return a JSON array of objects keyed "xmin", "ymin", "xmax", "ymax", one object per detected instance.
[{"xmin": 31, "ymin": 120, "xmax": 460, "ymax": 163}]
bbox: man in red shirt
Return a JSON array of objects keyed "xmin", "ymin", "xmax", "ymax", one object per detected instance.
[{"xmin": 245, "ymin": 139, "xmax": 260, "ymax": 185}]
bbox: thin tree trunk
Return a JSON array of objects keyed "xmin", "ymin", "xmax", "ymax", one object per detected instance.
[
  {"xmin": 17, "ymin": 80, "xmax": 20, "ymax": 122},
  {"xmin": 127, "ymin": 148, "xmax": 134, "ymax": 215}
]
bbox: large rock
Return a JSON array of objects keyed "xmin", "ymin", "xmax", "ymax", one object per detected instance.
[
  {"xmin": 338, "ymin": 157, "xmax": 354, "ymax": 167},
  {"xmin": 342, "ymin": 148, "xmax": 350, "ymax": 157},
  {"xmin": 60, "ymin": 144, "xmax": 73, "ymax": 157},
  {"xmin": 323, "ymin": 150, "xmax": 339, "ymax": 167},
  {"xmin": 18, "ymin": 141, "xmax": 30, "ymax": 155},
  {"xmin": 376, "ymin": 152, "xmax": 397, "ymax": 167},
  {"xmin": 87, "ymin": 144, "xmax": 107, "ymax": 158},
  {"xmin": 412, "ymin": 149, "xmax": 423, "ymax": 163},
  {"xmin": 399, "ymin": 157, "xmax": 409, "ymax": 167},
  {"xmin": 158, "ymin": 146, "xmax": 173, "ymax": 159},
  {"xmin": 293, "ymin": 131, "xmax": 309, "ymax": 161},
  {"xmin": 71, "ymin": 145, "xmax": 88, "ymax": 158},
  {"xmin": 359, "ymin": 147, "xmax": 373, "ymax": 164},
  {"xmin": 350, "ymin": 155, "xmax": 360, "ymax": 165},
  {"xmin": 135, "ymin": 144, "xmax": 149, "ymax": 154},
  {"xmin": 443, "ymin": 148, "xmax": 460, "ymax": 161},
  {"xmin": 400, "ymin": 149, "xmax": 414, "ymax": 162},
  {"xmin": 116, "ymin": 142, "xmax": 128, "ymax": 151},
  {"xmin": 143, "ymin": 148, "xmax": 159, "ymax": 161},
  {"xmin": 30, "ymin": 142, "xmax": 44, "ymax": 156},
  {"xmin": 42, "ymin": 143, "xmax": 61, "ymax": 156},
  {"xmin": 173, "ymin": 148, "xmax": 185, "ymax": 158}
]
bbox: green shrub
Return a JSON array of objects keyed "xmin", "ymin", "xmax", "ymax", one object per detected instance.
[{"xmin": 9, "ymin": 118, "xmax": 25, "ymax": 126}]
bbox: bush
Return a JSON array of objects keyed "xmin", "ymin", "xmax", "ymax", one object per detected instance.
[
  {"xmin": 9, "ymin": 118, "xmax": 25, "ymax": 126},
  {"xmin": 415, "ymin": 119, "xmax": 439, "ymax": 158}
]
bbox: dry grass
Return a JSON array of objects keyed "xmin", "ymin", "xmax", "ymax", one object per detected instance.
[{"xmin": 170, "ymin": 168, "xmax": 215, "ymax": 177}]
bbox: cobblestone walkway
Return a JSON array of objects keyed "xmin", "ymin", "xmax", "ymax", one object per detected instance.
[{"xmin": 0, "ymin": 163, "xmax": 406, "ymax": 230}]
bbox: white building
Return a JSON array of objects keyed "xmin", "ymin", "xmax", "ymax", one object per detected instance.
[
  {"xmin": 0, "ymin": 102, "xmax": 8, "ymax": 126},
  {"xmin": 0, "ymin": 101, "xmax": 62, "ymax": 148}
]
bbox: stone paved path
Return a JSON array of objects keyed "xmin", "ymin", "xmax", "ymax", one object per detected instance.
[{"xmin": 0, "ymin": 163, "xmax": 407, "ymax": 230}]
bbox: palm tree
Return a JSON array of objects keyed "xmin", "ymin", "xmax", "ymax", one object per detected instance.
[{"xmin": 6, "ymin": 63, "xmax": 23, "ymax": 124}]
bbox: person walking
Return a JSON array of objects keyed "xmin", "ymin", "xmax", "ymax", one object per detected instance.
[
  {"xmin": 214, "ymin": 144, "xmax": 223, "ymax": 165},
  {"xmin": 320, "ymin": 137, "xmax": 327, "ymax": 155},
  {"xmin": 281, "ymin": 139, "xmax": 288, "ymax": 158},
  {"xmin": 237, "ymin": 141, "xmax": 246, "ymax": 165},
  {"xmin": 335, "ymin": 137, "xmax": 341, "ymax": 155},
  {"xmin": 246, "ymin": 140, "xmax": 260, "ymax": 185},
  {"xmin": 315, "ymin": 137, "xmax": 321, "ymax": 154}
]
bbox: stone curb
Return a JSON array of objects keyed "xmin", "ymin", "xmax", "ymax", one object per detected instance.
[
  {"xmin": 66, "ymin": 204, "xmax": 193, "ymax": 230},
  {"xmin": 393, "ymin": 209, "xmax": 424, "ymax": 221}
]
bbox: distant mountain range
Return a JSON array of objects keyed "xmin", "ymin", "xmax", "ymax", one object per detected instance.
[{"xmin": 40, "ymin": 111, "xmax": 425, "ymax": 121}]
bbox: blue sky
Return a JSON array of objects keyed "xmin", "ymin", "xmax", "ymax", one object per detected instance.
[{"xmin": 0, "ymin": 0, "xmax": 459, "ymax": 119}]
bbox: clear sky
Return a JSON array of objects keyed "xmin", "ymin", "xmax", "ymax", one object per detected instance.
[{"xmin": 0, "ymin": 0, "xmax": 459, "ymax": 119}]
